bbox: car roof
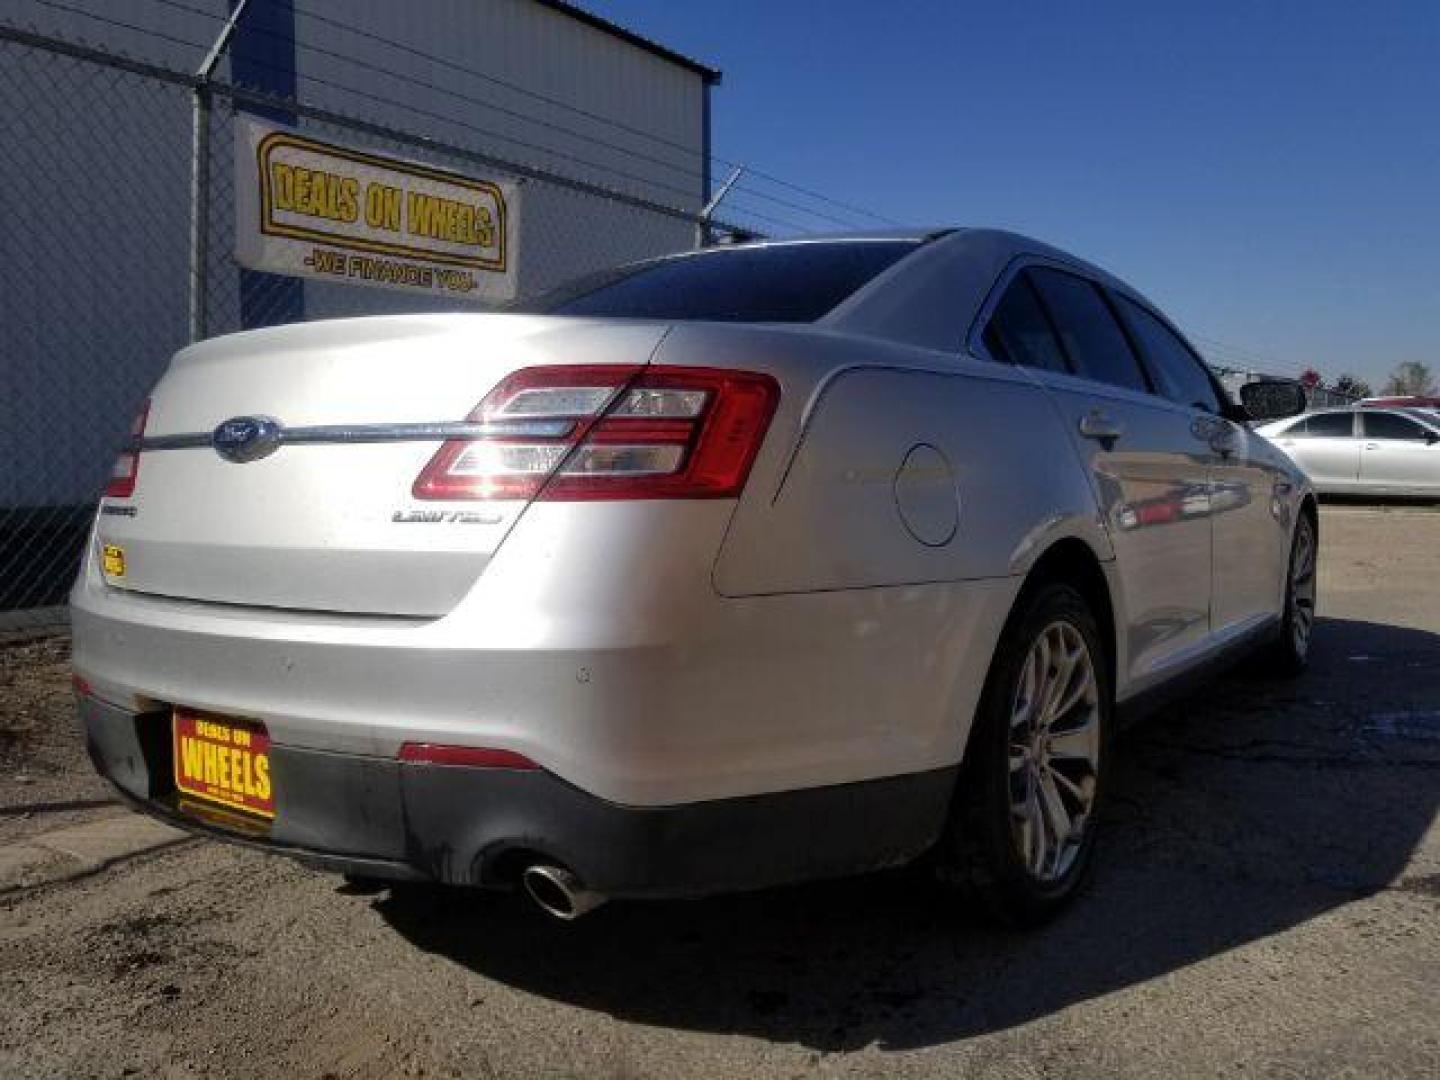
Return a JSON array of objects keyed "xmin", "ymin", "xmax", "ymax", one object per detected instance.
[
  {"xmin": 812, "ymin": 227, "xmax": 1179, "ymax": 352},
  {"xmin": 600, "ymin": 228, "xmax": 1184, "ymax": 353},
  {"xmin": 724, "ymin": 227, "xmax": 1143, "ymax": 297}
]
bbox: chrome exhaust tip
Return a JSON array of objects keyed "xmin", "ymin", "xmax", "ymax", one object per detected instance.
[{"xmin": 521, "ymin": 863, "xmax": 606, "ymax": 921}]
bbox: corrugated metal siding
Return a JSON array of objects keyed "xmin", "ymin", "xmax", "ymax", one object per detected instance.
[
  {"xmin": 291, "ymin": 0, "xmax": 705, "ymax": 208},
  {"xmin": 0, "ymin": 6, "xmax": 206, "ymax": 508},
  {"xmin": 288, "ymin": 0, "xmax": 706, "ymax": 303},
  {"xmin": 7, "ymin": 0, "xmax": 227, "ymax": 69},
  {"xmin": 2, "ymin": 0, "xmax": 710, "ymax": 507}
]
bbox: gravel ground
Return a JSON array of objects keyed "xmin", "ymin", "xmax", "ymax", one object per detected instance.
[
  {"xmin": 1, "ymin": 505, "xmax": 1437, "ymax": 1078},
  {"xmin": 0, "ymin": 637, "xmax": 115, "ymax": 846}
]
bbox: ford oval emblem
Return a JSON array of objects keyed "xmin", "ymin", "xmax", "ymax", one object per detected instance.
[{"xmin": 212, "ymin": 415, "xmax": 283, "ymax": 463}]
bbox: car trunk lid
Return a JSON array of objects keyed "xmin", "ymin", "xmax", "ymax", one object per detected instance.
[{"xmin": 95, "ymin": 313, "xmax": 670, "ymax": 616}]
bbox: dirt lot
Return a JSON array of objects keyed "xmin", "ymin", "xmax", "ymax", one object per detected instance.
[
  {"xmin": 2, "ymin": 505, "xmax": 1438, "ymax": 1079},
  {"xmin": 0, "ymin": 637, "xmax": 114, "ymax": 846}
]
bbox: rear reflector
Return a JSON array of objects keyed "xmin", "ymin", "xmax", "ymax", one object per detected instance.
[
  {"xmin": 397, "ymin": 743, "xmax": 540, "ymax": 770},
  {"xmin": 413, "ymin": 365, "xmax": 779, "ymax": 501},
  {"xmin": 103, "ymin": 399, "xmax": 150, "ymax": 499}
]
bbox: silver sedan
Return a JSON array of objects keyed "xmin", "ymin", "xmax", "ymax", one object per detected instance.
[
  {"xmin": 1258, "ymin": 408, "xmax": 1440, "ymax": 498},
  {"xmin": 73, "ymin": 229, "xmax": 1314, "ymax": 924}
]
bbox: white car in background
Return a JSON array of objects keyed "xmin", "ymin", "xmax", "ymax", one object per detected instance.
[
  {"xmin": 73, "ymin": 229, "xmax": 1315, "ymax": 925},
  {"xmin": 1258, "ymin": 408, "xmax": 1440, "ymax": 498}
]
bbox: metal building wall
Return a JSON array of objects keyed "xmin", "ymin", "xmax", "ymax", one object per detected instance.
[
  {"xmin": 277, "ymin": 0, "xmax": 710, "ymax": 315},
  {"xmin": 294, "ymin": 0, "xmax": 707, "ymax": 206},
  {"xmin": 0, "ymin": 1, "xmax": 218, "ymax": 513},
  {"xmin": 1, "ymin": 0, "xmax": 713, "ymax": 512}
]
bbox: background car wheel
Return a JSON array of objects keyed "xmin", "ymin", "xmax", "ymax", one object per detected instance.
[
  {"xmin": 940, "ymin": 582, "xmax": 1110, "ymax": 925},
  {"xmin": 1260, "ymin": 511, "xmax": 1317, "ymax": 678}
]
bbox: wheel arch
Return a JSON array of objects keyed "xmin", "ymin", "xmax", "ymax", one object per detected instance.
[
  {"xmin": 1017, "ymin": 538, "xmax": 1118, "ymax": 691},
  {"xmin": 959, "ymin": 535, "xmax": 1119, "ymax": 770}
]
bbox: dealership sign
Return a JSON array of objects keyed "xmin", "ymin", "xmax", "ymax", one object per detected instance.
[{"xmin": 234, "ymin": 118, "xmax": 518, "ymax": 301}]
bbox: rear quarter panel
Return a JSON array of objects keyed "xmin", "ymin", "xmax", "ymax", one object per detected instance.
[{"xmin": 713, "ymin": 355, "xmax": 1111, "ymax": 596}]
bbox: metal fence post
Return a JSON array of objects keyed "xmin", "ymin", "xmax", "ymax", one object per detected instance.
[
  {"xmin": 188, "ymin": 86, "xmax": 211, "ymax": 343},
  {"xmin": 697, "ymin": 166, "xmax": 744, "ymax": 247},
  {"xmin": 189, "ymin": 0, "xmax": 252, "ymax": 343}
]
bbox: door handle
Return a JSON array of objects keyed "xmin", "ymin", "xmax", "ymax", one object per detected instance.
[
  {"xmin": 1078, "ymin": 411, "xmax": 1124, "ymax": 441},
  {"xmin": 1364, "ymin": 442, "xmax": 1379, "ymax": 449}
]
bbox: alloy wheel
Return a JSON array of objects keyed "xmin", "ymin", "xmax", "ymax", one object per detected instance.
[
  {"xmin": 1290, "ymin": 516, "xmax": 1317, "ymax": 657},
  {"xmin": 1008, "ymin": 620, "xmax": 1102, "ymax": 884}
]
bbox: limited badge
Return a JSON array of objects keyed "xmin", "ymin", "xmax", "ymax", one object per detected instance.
[{"xmin": 101, "ymin": 544, "xmax": 126, "ymax": 578}]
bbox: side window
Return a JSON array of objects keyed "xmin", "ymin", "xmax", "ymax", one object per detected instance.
[
  {"xmin": 1113, "ymin": 295, "xmax": 1222, "ymax": 413},
  {"xmin": 1027, "ymin": 268, "xmax": 1149, "ymax": 393},
  {"xmin": 981, "ymin": 275, "xmax": 1070, "ymax": 374},
  {"xmin": 1274, "ymin": 417, "xmax": 1309, "ymax": 437},
  {"xmin": 1363, "ymin": 412, "xmax": 1430, "ymax": 440},
  {"xmin": 1305, "ymin": 412, "xmax": 1356, "ymax": 438}
]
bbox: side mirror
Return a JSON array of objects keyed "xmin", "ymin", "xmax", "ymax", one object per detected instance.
[{"xmin": 1239, "ymin": 379, "xmax": 1308, "ymax": 422}]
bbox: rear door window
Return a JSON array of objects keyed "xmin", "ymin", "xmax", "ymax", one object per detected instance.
[
  {"xmin": 1362, "ymin": 412, "xmax": 1431, "ymax": 440},
  {"xmin": 1113, "ymin": 295, "xmax": 1222, "ymax": 413},
  {"xmin": 1027, "ymin": 268, "xmax": 1150, "ymax": 393},
  {"xmin": 981, "ymin": 276, "xmax": 1070, "ymax": 373},
  {"xmin": 1305, "ymin": 412, "xmax": 1357, "ymax": 438}
]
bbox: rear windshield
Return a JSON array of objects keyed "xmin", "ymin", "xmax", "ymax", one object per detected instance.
[{"xmin": 521, "ymin": 240, "xmax": 922, "ymax": 323}]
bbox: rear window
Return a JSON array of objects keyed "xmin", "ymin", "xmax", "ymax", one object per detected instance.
[{"xmin": 523, "ymin": 240, "xmax": 922, "ymax": 323}]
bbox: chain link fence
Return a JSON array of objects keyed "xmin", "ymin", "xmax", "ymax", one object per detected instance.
[{"xmin": 0, "ymin": 20, "xmax": 740, "ymax": 638}]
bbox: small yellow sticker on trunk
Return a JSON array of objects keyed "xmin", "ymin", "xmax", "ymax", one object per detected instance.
[{"xmin": 102, "ymin": 544, "xmax": 125, "ymax": 578}]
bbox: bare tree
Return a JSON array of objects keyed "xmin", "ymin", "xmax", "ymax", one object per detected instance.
[{"xmin": 1382, "ymin": 361, "xmax": 1436, "ymax": 397}]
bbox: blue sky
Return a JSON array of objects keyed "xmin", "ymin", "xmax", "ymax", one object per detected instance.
[{"xmin": 593, "ymin": 0, "xmax": 1437, "ymax": 388}]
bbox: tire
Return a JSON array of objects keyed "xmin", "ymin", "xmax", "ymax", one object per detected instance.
[
  {"xmin": 1258, "ymin": 510, "xmax": 1317, "ymax": 678},
  {"xmin": 939, "ymin": 582, "xmax": 1110, "ymax": 926}
]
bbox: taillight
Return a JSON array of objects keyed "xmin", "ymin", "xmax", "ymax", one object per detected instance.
[
  {"xmin": 413, "ymin": 365, "xmax": 779, "ymax": 501},
  {"xmin": 104, "ymin": 398, "xmax": 150, "ymax": 499}
]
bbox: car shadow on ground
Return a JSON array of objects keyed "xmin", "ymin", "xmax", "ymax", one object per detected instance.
[{"xmin": 376, "ymin": 617, "xmax": 1440, "ymax": 1051}]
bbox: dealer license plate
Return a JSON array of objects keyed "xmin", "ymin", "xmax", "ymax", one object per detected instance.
[{"xmin": 172, "ymin": 709, "xmax": 275, "ymax": 820}]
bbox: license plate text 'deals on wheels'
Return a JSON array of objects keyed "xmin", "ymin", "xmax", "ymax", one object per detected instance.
[{"xmin": 172, "ymin": 710, "xmax": 275, "ymax": 820}]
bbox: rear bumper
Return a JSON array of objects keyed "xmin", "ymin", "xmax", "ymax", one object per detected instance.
[
  {"xmin": 80, "ymin": 694, "xmax": 955, "ymax": 897},
  {"xmin": 71, "ymin": 519, "xmax": 1016, "ymax": 806}
]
